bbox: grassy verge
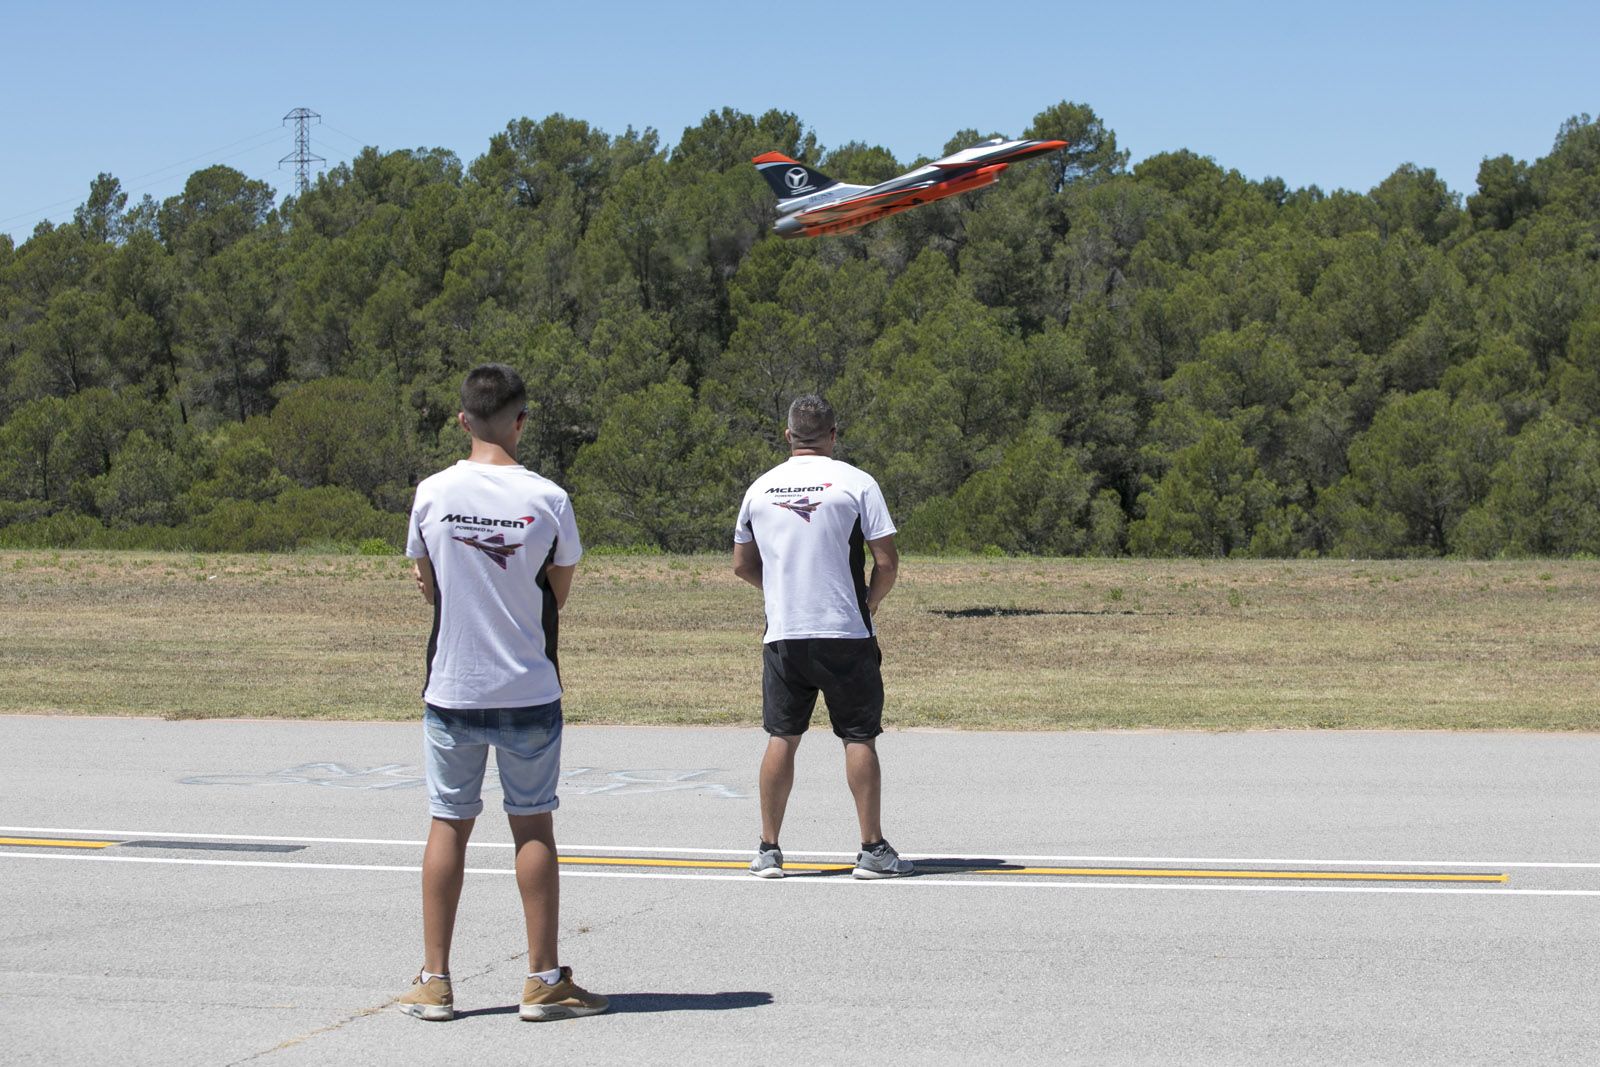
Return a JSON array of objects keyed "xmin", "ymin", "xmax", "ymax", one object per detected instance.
[{"xmin": 2, "ymin": 551, "xmax": 1596, "ymax": 730}]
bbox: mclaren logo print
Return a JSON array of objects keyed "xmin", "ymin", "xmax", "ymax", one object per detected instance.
[
  {"xmin": 441, "ymin": 513, "xmax": 536, "ymax": 528},
  {"xmin": 772, "ymin": 496, "xmax": 822, "ymax": 522},
  {"xmin": 764, "ymin": 483, "xmax": 831, "ymax": 494},
  {"xmin": 452, "ymin": 531, "xmax": 522, "ymax": 570}
]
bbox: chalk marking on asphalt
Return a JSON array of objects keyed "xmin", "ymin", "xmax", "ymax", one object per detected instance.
[
  {"xmin": 1, "ymin": 850, "xmax": 1595, "ymax": 896},
  {"xmin": 0, "ymin": 836, "xmax": 116, "ymax": 849},
  {"xmin": 4, "ymin": 825, "xmax": 1595, "ymax": 870}
]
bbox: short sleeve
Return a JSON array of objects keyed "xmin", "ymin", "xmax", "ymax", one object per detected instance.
[
  {"xmin": 733, "ymin": 489, "xmax": 755, "ymax": 544},
  {"xmin": 858, "ymin": 477, "xmax": 896, "ymax": 541},
  {"xmin": 551, "ymin": 494, "xmax": 583, "ymax": 566},
  {"xmin": 404, "ymin": 487, "xmax": 430, "ymax": 559}
]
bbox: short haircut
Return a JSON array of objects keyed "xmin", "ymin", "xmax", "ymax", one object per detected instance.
[
  {"xmin": 787, "ymin": 394, "xmax": 836, "ymax": 446},
  {"xmin": 460, "ymin": 363, "xmax": 527, "ymax": 425}
]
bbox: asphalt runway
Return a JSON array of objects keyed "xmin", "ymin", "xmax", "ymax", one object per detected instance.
[{"xmin": 3, "ymin": 716, "xmax": 1598, "ymax": 1065}]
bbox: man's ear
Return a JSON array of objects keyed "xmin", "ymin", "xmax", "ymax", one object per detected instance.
[
  {"xmin": 457, "ymin": 411, "xmax": 471, "ymax": 434},
  {"xmin": 783, "ymin": 427, "xmax": 793, "ymax": 444}
]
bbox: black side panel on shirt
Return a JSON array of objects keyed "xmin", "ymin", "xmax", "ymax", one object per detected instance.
[
  {"xmin": 422, "ymin": 533, "xmax": 442, "ymax": 697},
  {"xmin": 848, "ymin": 517, "xmax": 872, "ymax": 633},
  {"xmin": 535, "ymin": 540, "xmax": 561, "ymax": 685}
]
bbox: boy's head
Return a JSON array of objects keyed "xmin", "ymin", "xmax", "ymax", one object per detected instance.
[{"xmin": 459, "ymin": 363, "xmax": 528, "ymax": 441}]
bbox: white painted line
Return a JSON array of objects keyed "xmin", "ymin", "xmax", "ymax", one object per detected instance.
[
  {"xmin": 2, "ymin": 849, "xmax": 1598, "ymax": 897},
  {"xmin": 2, "ymin": 825, "xmax": 1595, "ymax": 870}
]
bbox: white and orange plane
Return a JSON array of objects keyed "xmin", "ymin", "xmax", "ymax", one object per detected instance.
[{"xmin": 752, "ymin": 136, "xmax": 1068, "ymax": 238}]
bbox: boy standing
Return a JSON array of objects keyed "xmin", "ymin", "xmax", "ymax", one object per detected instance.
[{"xmin": 397, "ymin": 363, "xmax": 608, "ymax": 1023}]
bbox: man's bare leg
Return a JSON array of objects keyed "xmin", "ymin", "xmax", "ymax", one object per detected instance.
[
  {"xmin": 843, "ymin": 739, "xmax": 883, "ymax": 844},
  {"xmin": 509, "ymin": 813, "xmax": 559, "ymax": 974},
  {"xmin": 759, "ymin": 734, "xmax": 802, "ymax": 843},
  {"xmin": 422, "ymin": 816, "xmax": 474, "ymax": 974}
]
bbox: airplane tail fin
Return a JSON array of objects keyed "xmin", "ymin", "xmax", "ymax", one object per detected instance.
[{"xmin": 752, "ymin": 152, "xmax": 840, "ymax": 201}]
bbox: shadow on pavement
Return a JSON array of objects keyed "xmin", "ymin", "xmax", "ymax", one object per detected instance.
[
  {"xmin": 607, "ymin": 991, "xmax": 774, "ymax": 1013},
  {"xmin": 907, "ymin": 857, "xmax": 1023, "ymax": 876},
  {"xmin": 454, "ymin": 991, "xmax": 773, "ymax": 1019},
  {"xmin": 453, "ymin": 1005, "xmax": 521, "ymax": 1019}
]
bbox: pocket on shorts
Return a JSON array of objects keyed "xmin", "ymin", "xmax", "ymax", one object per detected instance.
[
  {"xmin": 493, "ymin": 700, "xmax": 562, "ymax": 758},
  {"xmin": 424, "ymin": 705, "xmax": 470, "ymax": 746}
]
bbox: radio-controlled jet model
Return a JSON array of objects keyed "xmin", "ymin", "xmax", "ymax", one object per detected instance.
[{"xmin": 752, "ymin": 136, "xmax": 1068, "ymax": 238}]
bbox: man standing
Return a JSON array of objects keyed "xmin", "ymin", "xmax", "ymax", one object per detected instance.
[
  {"xmin": 397, "ymin": 363, "xmax": 608, "ymax": 1023},
  {"xmin": 733, "ymin": 394, "xmax": 912, "ymax": 880}
]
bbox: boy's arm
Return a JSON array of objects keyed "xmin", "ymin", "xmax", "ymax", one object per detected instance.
[
  {"xmin": 411, "ymin": 558, "xmax": 436, "ymax": 604},
  {"xmin": 545, "ymin": 563, "xmax": 576, "ymax": 610}
]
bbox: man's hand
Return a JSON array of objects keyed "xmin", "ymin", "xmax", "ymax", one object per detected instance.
[{"xmin": 412, "ymin": 558, "xmax": 436, "ymax": 605}]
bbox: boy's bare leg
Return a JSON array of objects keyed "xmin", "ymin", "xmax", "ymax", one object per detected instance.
[
  {"xmin": 509, "ymin": 813, "xmax": 559, "ymax": 973},
  {"xmin": 843, "ymin": 739, "xmax": 883, "ymax": 844},
  {"xmin": 422, "ymin": 816, "xmax": 474, "ymax": 974},
  {"xmin": 759, "ymin": 734, "xmax": 802, "ymax": 844}
]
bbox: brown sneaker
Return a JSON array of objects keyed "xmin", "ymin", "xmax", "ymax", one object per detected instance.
[
  {"xmin": 519, "ymin": 966, "xmax": 610, "ymax": 1021},
  {"xmin": 396, "ymin": 973, "xmax": 454, "ymax": 1021}
]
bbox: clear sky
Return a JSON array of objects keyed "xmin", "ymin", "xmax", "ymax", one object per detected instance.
[{"xmin": 2, "ymin": 0, "xmax": 1595, "ymax": 243}]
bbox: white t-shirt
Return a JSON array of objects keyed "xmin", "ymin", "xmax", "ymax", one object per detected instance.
[
  {"xmin": 405, "ymin": 461, "xmax": 583, "ymax": 708},
  {"xmin": 734, "ymin": 455, "xmax": 897, "ymax": 643}
]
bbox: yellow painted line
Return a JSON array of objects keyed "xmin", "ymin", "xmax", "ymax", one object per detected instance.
[
  {"xmin": 557, "ymin": 855, "xmax": 1506, "ymax": 883},
  {"xmin": 0, "ymin": 837, "xmax": 117, "ymax": 850},
  {"xmin": 981, "ymin": 866, "xmax": 1507, "ymax": 883},
  {"xmin": 561, "ymin": 855, "xmax": 851, "ymax": 873}
]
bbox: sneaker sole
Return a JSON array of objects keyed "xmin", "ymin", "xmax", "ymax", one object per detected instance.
[
  {"xmin": 750, "ymin": 866, "xmax": 785, "ymax": 878},
  {"xmin": 396, "ymin": 1003, "xmax": 454, "ymax": 1022},
  {"xmin": 520, "ymin": 1003, "xmax": 609, "ymax": 1021},
  {"xmin": 851, "ymin": 866, "xmax": 913, "ymax": 879}
]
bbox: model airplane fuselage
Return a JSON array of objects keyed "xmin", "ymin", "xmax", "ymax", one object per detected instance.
[
  {"xmin": 452, "ymin": 531, "xmax": 522, "ymax": 570},
  {"xmin": 752, "ymin": 137, "xmax": 1067, "ymax": 238}
]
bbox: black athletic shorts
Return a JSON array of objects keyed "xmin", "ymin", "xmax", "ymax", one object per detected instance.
[{"xmin": 762, "ymin": 637, "xmax": 884, "ymax": 741}]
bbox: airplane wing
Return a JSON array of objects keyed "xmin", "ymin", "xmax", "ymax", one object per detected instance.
[{"xmin": 792, "ymin": 181, "xmax": 939, "ymax": 223}]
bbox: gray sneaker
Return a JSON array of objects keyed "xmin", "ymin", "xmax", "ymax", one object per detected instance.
[
  {"xmin": 749, "ymin": 845, "xmax": 785, "ymax": 878},
  {"xmin": 853, "ymin": 839, "xmax": 914, "ymax": 879}
]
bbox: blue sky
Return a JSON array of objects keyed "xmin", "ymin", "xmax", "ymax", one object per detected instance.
[{"xmin": 2, "ymin": 1, "xmax": 1595, "ymax": 243}]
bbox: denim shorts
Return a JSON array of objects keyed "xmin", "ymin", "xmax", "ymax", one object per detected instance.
[{"xmin": 422, "ymin": 701, "xmax": 563, "ymax": 819}]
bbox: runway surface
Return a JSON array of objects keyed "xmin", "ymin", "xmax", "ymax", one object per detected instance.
[{"xmin": 2, "ymin": 716, "xmax": 1597, "ymax": 1064}]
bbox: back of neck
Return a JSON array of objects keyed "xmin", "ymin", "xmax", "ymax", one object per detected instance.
[{"xmin": 468, "ymin": 440, "xmax": 521, "ymax": 466}]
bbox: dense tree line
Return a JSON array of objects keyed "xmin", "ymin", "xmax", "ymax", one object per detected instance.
[{"xmin": 2, "ymin": 103, "xmax": 1599, "ymax": 557}]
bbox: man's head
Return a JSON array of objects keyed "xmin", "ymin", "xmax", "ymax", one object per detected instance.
[
  {"xmin": 459, "ymin": 363, "xmax": 528, "ymax": 442},
  {"xmin": 786, "ymin": 394, "xmax": 836, "ymax": 454}
]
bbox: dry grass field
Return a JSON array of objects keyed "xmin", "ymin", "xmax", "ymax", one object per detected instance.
[{"xmin": 1, "ymin": 550, "xmax": 1596, "ymax": 730}]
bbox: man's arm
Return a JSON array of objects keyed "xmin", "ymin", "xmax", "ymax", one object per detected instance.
[
  {"xmin": 411, "ymin": 558, "xmax": 436, "ymax": 605},
  {"xmin": 866, "ymin": 534, "xmax": 898, "ymax": 616},
  {"xmin": 733, "ymin": 539, "xmax": 763, "ymax": 589},
  {"xmin": 545, "ymin": 563, "xmax": 576, "ymax": 611}
]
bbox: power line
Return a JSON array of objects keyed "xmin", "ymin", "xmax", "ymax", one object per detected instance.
[
  {"xmin": 0, "ymin": 126, "xmax": 286, "ymax": 227},
  {"xmin": 319, "ymin": 123, "xmax": 370, "ymax": 148}
]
